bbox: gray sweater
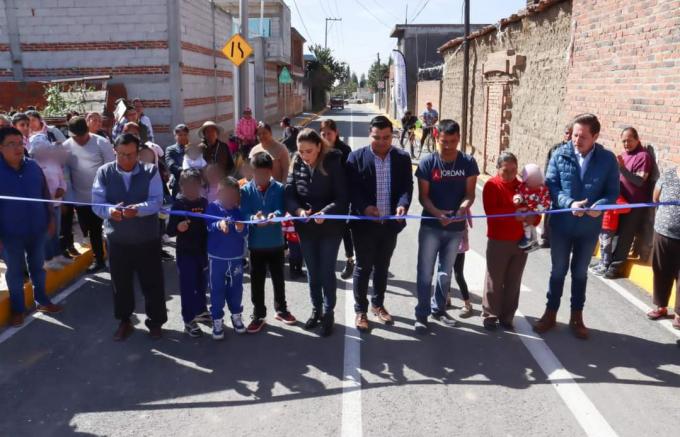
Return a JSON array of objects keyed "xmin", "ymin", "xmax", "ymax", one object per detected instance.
[{"xmin": 64, "ymin": 134, "xmax": 115, "ymax": 203}]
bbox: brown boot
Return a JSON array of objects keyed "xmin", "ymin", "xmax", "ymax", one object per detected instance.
[
  {"xmin": 533, "ymin": 309, "xmax": 557, "ymax": 334},
  {"xmin": 569, "ymin": 311, "xmax": 589, "ymax": 340}
]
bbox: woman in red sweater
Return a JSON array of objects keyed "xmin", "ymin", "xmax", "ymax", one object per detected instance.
[{"xmin": 482, "ymin": 151, "xmax": 540, "ymax": 330}]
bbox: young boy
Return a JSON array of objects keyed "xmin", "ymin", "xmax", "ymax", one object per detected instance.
[
  {"xmin": 167, "ymin": 168, "xmax": 211, "ymax": 337},
  {"xmin": 206, "ymin": 176, "xmax": 248, "ymax": 340},
  {"xmin": 0, "ymin": 127, "xmax": 62, "ymax": 327},
  {"xmin": 240, "ymin": 152, "xmax": 296, "ymax": 333},
  {"xmin": 590, "ymin": 195, "xmax": 631, "ymax": 276}
]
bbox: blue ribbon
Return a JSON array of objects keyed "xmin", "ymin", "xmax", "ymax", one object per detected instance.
[{"xmin": 0, "ymin": 195, "xmax": 678, "ymax": 225}]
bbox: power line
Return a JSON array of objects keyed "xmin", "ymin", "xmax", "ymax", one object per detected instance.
[
  {"xmin": 410, "ymin": 0, "xmax": 431, "ymax": 23},
  {"xmin": 352, "ymin": 0, "xmax": 392, "ymax": 29},
  {"xmin": 370, "ymin": 0, "xmax": 401, "ymax": 21},
  {"xmin": 291, "ymin": 0, "xmax": 316, "ymax": 46}
]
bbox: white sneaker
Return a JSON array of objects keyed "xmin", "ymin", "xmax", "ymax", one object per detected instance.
[
  {"xmin": 57, "ymin": 255, "xmax": 74, "ymax": 265},
  {"xmin": 44, "ymin": 259, "xmax": 61, "ymax": 270},
  {"xmin": 231, "ymin": 313, "xmax": 246, "ymax": 334},
  {"xmin": 212, "ymin": 319, "xmax": 225, "ymax": 340}
]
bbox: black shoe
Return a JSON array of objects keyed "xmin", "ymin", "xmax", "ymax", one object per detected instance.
[
  {"xmin": 483, "ymin": 317, "xmax": 499, "ymax": 331},
  {"xmin": 87, "ymin": 262, "xmax": 106, "ymax": 274},
  {"xmin": 431, "ymin": 310, "xmax": 459, "ymax": 327},
  {"xmin": 414, "ymin": 318, "xmax": 429, "ymax": 334},
  {"xmin": 320, "ymin": 313, "xmax": 334, "ymax": 337},
  {"xmin": 604, "ymin": 269, "xmax": 622, "ymax": 279},
  {"xmin": 160, "ymin": 249, "xmax": 174, "ymax": 261},
  {"xmin": 304, "ymin": 309, "xmax": 323, "ymax": 330},
  {"xmin": 289, "ymin": 264, "xmax": 304, "ymax": 279},
  {"xmin": 340, "ymin": 259, "xmax": 355, "ymax": 280}
]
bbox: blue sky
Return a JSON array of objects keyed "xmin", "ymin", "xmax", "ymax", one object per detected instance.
[{"xmin": 284, "ymin": 0, "xmax": 527, "ymax": 77}]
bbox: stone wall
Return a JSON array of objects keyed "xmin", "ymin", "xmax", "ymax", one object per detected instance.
[{"xmin": 440, "ymin": 0, "xmax": 573, "ymax": 174}]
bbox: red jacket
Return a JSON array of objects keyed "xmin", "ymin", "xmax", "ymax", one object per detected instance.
[
  {"xmin": 602, "ymin": 195, "xmax": 631, "ymax": 232},
  {"xmin": 483, "ymin": 176, "xmax": 541, "ymax": 241}
]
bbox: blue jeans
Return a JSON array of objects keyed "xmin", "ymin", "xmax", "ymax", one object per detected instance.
[
  {"xmin": 415, "ymin": 225, "xmax": 463, "ymax": 320},
  {"xmin": 208, "ymin": 257, "xmax": 244, "ymax": 320},
  {"xmin": 2, "ymin": 234, "xmax": 51, "ymax": 314},
  {"xmin": 300, "ymin": 234, "xmax": 342, "ymax": 314},
  {"xmin": 45, "ymin": 206, "xmax": 61, "ymax": 261},
  {"xmin": 546, "ymin": 231, "xmax": 599, "ymax": 311},
  {"xmin": 177, "ymin": 253, "xmax": 208, "ymax": 323}
]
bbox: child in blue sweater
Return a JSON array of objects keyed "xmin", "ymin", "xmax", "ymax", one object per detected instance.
[
  {"xmin": 240, "ymin": 152, "xmax": 296, "ymax": 334},
  {"xmin": 206, "ymin": 176, "xmax": 248, "ymax": 340}
]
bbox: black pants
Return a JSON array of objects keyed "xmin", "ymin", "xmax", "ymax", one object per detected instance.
[
  {"xmin": 421, "ymin": 126, "xmax": 434, "ymax": 145},
  {"xmin": 75, "ymin": 206, "xmax": 105, "ymax": 264},
  {"xmin": 541, "ymin": 214, "xmax": 551, "ymax": 244},
  {"xmin": 60, "ymin": 204, "xmax": 75, "ymax": 251},
  {"xmin": 108, "ymin": 238, "xmax": 167, "ymax": 329},
  {"xmin": 652, "ymin": 232, "xmax": 680, "ymax": 314},
  {"xmin": 453, "ymin": 252, "xmax": 470, "ymax": 301},
  {"xmin": 342, "ymin": 226, "xmax": 354, "ymax": 259},
  {"xmin": 352, "ymin": 226, "xmax": 398, "ymax": 313},
  {"xmin": 609, "ymin": 208, "xmax": 647, "ymax": 273},
  {"xmin": 250, "ymin": 247, "xmax": 287, "ymax": 318}
]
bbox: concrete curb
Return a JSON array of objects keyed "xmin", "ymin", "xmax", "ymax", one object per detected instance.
[{"xmin": 0, "ymin": 245, "xmax": 93, "ymax": 326}]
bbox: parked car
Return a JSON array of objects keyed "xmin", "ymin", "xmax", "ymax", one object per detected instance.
[{"xmin": 330, "ymin": 97, "xmax": 344, "ymax": 110}]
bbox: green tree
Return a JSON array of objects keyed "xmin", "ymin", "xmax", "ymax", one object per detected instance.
[
  {"xmin": 359, "ymin": 73, "xmax": 367, "ymax": 88},
  {"xmin": 367, "ymin": 58, "xmax": 389, "ymax": 91}
]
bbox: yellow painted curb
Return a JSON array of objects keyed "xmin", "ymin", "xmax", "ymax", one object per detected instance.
[{"xmin": 0, "ymin": 246, "xmax": 93, "ymax": 326}]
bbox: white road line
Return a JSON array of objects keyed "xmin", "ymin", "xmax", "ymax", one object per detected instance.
[
  {"xmin": 594, "ymin": 275, "xmax": 680, "ymax": 339},
  {"xmin": 467, "ymin": 249, "xmax": 618, "ymax": 437},
  {"xmin": 0, "ymin": 276, "xmax": 89, "ymax": 345},
  {"xmin": 341, "ymin": 106, "xmax": 362, "ymax": 437}
]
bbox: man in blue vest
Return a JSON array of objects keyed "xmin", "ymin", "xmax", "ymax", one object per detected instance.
[{"xmin": 92, "ymin": 133, "xmax": 167, "ymax": 341}]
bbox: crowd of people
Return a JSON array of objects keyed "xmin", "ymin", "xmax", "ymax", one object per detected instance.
[{"xmin": 0, "ymin": 103, "xmax": 678, "ymax": 342}]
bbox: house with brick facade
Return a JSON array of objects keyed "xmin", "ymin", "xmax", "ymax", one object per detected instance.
[{"xmin": 437, "ymin": 0, "xmax": 680, "ymax": 174}]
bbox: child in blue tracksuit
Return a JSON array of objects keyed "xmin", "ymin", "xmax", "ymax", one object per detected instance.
[
  {"xmin": 205, "ymin": 176, "xmax": 248, "ymax": 340},
  {"xmin": 167, "ymin": 168, "xmax": 210, "ymax": 337}
]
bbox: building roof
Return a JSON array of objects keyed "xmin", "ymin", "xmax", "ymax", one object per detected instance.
[
  {"xmin": 438, "ymin": 0, "xmax": 568, "ymax": 53},
  {"xmin": 303, "ymin": 53, "xmax": 316, "ymax": 62},
  {"xmin": 390, "ymin": 23, "xmax": 469, "ymax": 39},
  {"xmin": 291, "ymin": 27, "xmax": 306, "ymax": 42}
]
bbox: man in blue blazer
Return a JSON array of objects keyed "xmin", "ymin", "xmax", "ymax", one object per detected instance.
[
  {"xmin": 346, "ymin": 116, "xmax": 413, "ymax": 332},
  {"xmin": 534, "ymin": 114, "xmax": 620, "ymax": 339}
]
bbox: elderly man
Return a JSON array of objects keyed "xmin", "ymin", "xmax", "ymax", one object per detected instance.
[
  {"xmin": 86, "ymin": 111, "xmax": 112, "ymax": 142},
  {"xmin": 63, "ymin": 116, "xmax": 115, "ymax": 273},
  {"xmin": 199, "ymin": 121, "xmax": 234, "ymax": 175},
  {"xmin": 534, "ymin": 114, "xmax": 619, "ymax": 339},
  {"xmin": 92, "ymin": 133, "xmax": 167, "ymax": 341}
]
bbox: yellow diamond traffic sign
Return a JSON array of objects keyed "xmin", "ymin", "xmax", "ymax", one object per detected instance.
[{"xmin": 222, "ymin": 33, "xmax": 253, "ymax": 67}]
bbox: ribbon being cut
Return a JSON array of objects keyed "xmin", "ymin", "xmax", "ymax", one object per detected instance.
[{"xmin": 0, "ymin": 195, "xmax": 678, "ymax": 225}]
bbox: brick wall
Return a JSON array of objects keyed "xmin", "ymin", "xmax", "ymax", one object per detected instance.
[
  {"xmin": 416, "ymin": 80, "xmax": 442, "ymax": 116},
  {"xmin": 440, "ymin": 1, "xmax": 573, "ymax": 173},
  {"xmin": 179, "ymin": 0, "xmax": 235, "ymax": 143},
  {"xmin": 564, "ymin": 0, "xmax": 680, "ymax": 170}
]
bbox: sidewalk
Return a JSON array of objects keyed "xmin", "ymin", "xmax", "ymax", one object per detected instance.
[{"xmin": 270, "ymin": 108, "xmax": 328, "ymax": 141}]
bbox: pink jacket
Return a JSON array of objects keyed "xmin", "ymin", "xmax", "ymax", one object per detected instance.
[{"xmin": 236, "ymin": 117, "xmax": 258, "ymax": 142}]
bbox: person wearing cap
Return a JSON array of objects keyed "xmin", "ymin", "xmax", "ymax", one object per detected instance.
[
  {"xmin": 63, "ymin": 116, "xmax": 115, "ymax": 273},
  {"xmin": 236, "ymin": 107, "xmax": 258, "ymax": 151},
  {"xmin": 199, "ymin": 121, "xmax": 234, "ymax": 176},
  {"xmin": 0, "ymin": 126, "xmax": 63, "ymax": 327},
  {"xmin": 165, "ymin": 124, "xmax": 190, "ymax": 199}
]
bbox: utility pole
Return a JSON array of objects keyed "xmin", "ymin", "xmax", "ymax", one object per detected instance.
[
  {"xmin": 324, "ymin": 17, "xmax": 342, "ymax": 48},
  {"xmin": 461, "ymin": 0, "xmax": 470, "ymax": 153},
  {"xmin": 238, "ymin": 0, "xmax": 250, "ymax": 117}
]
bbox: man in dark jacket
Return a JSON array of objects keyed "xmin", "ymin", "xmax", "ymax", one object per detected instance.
[
  {"xmin": 92, "ymin": 133, "xmax": 167, "ymax": 341},
  {"xmin": 346, "ymin": 115, "xmax": 413, "ymax": 332},
  {"xmin": 280, "ymin": 117, "xmax": 299, "ymax": 156},
  {"xmin": 533, "ymin": 114, "xmax": 619, "ymax": 340},
  {"xmin": 165, "ymin": 124, "xmax": 190, "ymax": 199},
  {"xmin": 0, "ymin": 127, "xmax": 63, "ymax": 327}
]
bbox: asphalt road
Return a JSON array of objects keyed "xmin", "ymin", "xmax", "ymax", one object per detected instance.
[{"xmin": 0, "ymin": 104, "xmax": 678, "ymax": 437}]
